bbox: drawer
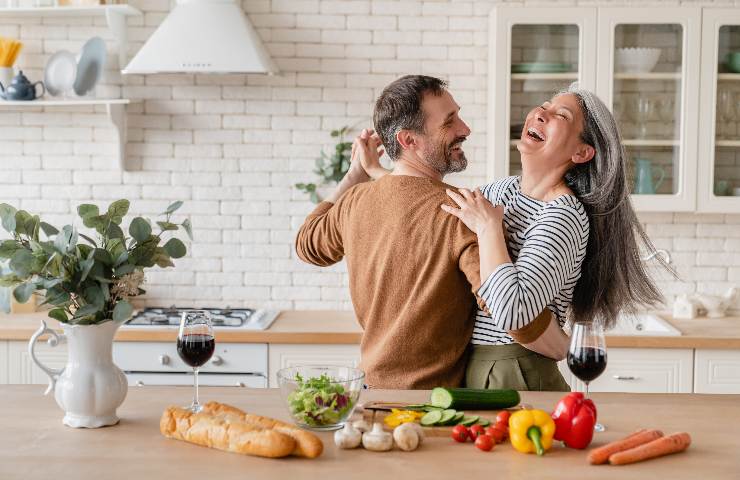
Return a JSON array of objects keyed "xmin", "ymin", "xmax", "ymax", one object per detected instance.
[
  {"xmin": 113, "ymin": 342, "xmax": 268, "ymax": 374},
  {"xmin": 126, "ymin": 372, "xmax": 267, "ymax": 388},
  {"xmin": 694, "ymin": 349, "xmax": 740, "ymax": 394},
  {"xmin": 562, "ymin": 348, "xmax": 693, "ymax": 393}
]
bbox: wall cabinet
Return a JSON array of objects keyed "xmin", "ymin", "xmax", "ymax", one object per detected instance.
[
  {"xmin": 267, "ymin": 344, "xmax": 361, "ymax": 388},
  {"xmin": 694, "ymin": 349, "xmax": 740, "ymax": 393},
  {"xmin": 490, "ymin": 6, "xmax": 740, "ymax": 213}
]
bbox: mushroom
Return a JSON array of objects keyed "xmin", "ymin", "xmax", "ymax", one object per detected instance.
[
  {"xmin": 352, "ymin": 418, "xmax": 371, "ymax": 433},
  {"xmin": 334, "ymin": 422, "xmax": 362, "ymax": 449},
  {"xmin": 362, "ymin": 422, "xmax": 393, "ymax": 452},
  {"xmin": 392, "ymin": 423, "xmax": 422, "ymax": 451}
]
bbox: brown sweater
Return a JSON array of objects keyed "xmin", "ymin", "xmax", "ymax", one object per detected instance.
[{"xmin": 295, "ymin": 175, "xmax": 483, "ymax": 389}]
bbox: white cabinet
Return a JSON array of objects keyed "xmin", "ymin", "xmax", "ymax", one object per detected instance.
[
  {"xmin": 559, "ymin": 348, "xmax": 694, "ymax": 393},
  {"xmin": 7, "ymin": 340, "xmax": 67, "ymax": 385},
  {"xmin": 268, "ymin": 344, "xmax": 361, "ymax": 388},
  {"xmin": 694, "ymin": 349, "xmax": 740, "ymax": 393},
  {"xmin": 0, "ymin": 341, "xmax": 7, "ymax": 384}
]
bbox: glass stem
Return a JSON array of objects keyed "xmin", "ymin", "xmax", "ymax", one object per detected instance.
[
  {"xmin": 193, "ymin": 367, "xmax": 200, "ymax": 409},
  {"xmin": 585, "ymin": 381, "xmax": 590, "ymax": 399}
]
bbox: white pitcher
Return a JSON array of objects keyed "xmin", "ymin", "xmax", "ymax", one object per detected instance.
[{"xmin": 29, "ymin": 319, "xmax": 128, "ymax": 428}]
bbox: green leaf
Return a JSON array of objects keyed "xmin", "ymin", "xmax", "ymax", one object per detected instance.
[
  {"xmin": 0, "ymin": 274, "xmax": 23, "ymax": 287},
  {"xmin": 41, "ymin": 287, "xmax": 70, "ymax": 307},
  {"xmin": 0, "ymin": 203, "xmax": 17, "ymax": 233},
  {"xmin": 152, "ymin": 247, "xmax": 175, "ymax": 268},
  {"xmin": 106, "ymin": 223, "xmax": 125, "ymax": 239},
  {"xmin": 48, "ymin": 308, "xmax": 68, "ymax": 323},
  {"xmin": 73, "ymin": 304, "xmax": 99, "ymax": 319},
  {"xmin": 129, "ymin": 217, "xmax": 152, "ymax": 243},
  {"xmin": 162, "ymin": 238, "xmax": 186, "ymax": 259},
  {"xmin": 114, "ymin": 264, "xmax": 136, "ymax": 277},
  {"xmin": 163, "ymin": 201, "xmax": 183, "ymax": 215},
  {"xmin": 54, "ymin": 225, "xmax": 77, "ymax": 254},
  {"xmin": 79, "ymin": 233, "xmax": 98, "ymax": 247},
  {"xmin": 113, "ymin": 300, "xmax": 133, "ymax": 322},
  {"xmin": 93, "ymin": 248, "xmax": 113, "ymax": 266},
  {"xmin": 77, "ymin": 204, "xmax": 99, "ymax": 219},
  {"xmin": 0, "ymin": 240, "xmax": 21, "ymax": 259},
  {"xmin": 181, "ymin": 218, "xmax": 193, "ymax": 240},
  {"xmin": 309, "ymin": 191, "xmax": 319, "ymax": 204},
  {"xmin": 107, "ymin": 200, "xmax": 130, "ymax": 223},
  {"xmin": 9, "ymin": 249, "xmax": 33, "ymax": 277},
  {"xmin": 113, "ymin": 251, "xmax": 129, "ymax": 267},
  {"xmin": 26, "ymin": 215, "xmax": 40, "ymax": 241},
  {"xmin": 39, "ymin": 222, "xmax": 59, "ymax": 237},
  {"xmin": 79, "ymin": 255, "xmax": 95, "ymax": 283},
  {"xmin": 14, "ymin": 210, "xmax": 31, "ymax": 235},
  {"xmin": 84, "ymin": 284, "xmax": 105, "ymax": 309},
  {"xmin": 13, "ymin": 282, "xmax": 36, "ymax": 303},
  {"xmin": 83, "ymin": 214, "xmax": 105, "ymax": 230},
  {"xmin": 156, "ymin": 221, "xmax": 178, "ymax": 232}
]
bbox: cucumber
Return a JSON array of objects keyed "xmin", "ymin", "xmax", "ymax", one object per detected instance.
[
  {"xmin": 450, "ymin": 412, "xmax": 465, "ymax": 425},
  {"xmin": 438, "ymin": 409, "xmax": 457, "ymax": 425},
  {"xmin": 430, "ymin": 387, "xmax": 520, "ymax": 410},
  {"xmin": 460, "ymin": 415, "xmax": 479, "ymax": 426},
  {"xmin": 420, "ymin": 410, "xmax": 442, "ymax": 426},
  {"xmin": 477, "ymin": 418, "xmax": 491, "ymax": 427}
]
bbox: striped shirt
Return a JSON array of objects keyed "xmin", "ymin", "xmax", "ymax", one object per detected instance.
[{"xmin": 472, "ymin": 176, "xmax": 590, "ymax": 346}]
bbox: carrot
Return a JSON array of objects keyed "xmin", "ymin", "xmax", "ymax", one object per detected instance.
[
  {"xmin": 608, "ymin": 432, "xmax": 691, "ymax": 465},
  {"xmin": 588, "ymin": 428, "xmax": 664, "ymax": 465}
]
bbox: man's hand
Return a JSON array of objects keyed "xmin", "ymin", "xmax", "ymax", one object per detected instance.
[{"xmin": 355, "ymin": 128, "xmax": 390, "ymax": 180}]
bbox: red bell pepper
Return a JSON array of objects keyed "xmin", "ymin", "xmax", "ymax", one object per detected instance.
[{"xmin": 551, "ymin": 392, "xmax": 597, "ymax": 449}]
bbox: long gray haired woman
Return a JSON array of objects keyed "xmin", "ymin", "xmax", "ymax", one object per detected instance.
[{"xmin": 439, "ymin": 85, "xmax": 670, "ymax": 390}]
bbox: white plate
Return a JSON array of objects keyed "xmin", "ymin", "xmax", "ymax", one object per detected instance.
[
  {"xmin": 73, "ymin": 37, "xmax": 107, "ymax": 97},
  {"xmin": 44, "ymin": 50, "xmax": 77, "ymax": 97}
]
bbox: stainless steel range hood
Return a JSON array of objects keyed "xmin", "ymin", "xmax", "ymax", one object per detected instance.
[{"xmin": 122, "ymin": 0, "xmax": 278, "ymax": 75}]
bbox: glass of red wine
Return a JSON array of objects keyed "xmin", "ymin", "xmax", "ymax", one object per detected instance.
[
  {"xmin": 177, "ymin": 310, "xmax": 215, "ymax": 413},
  {"xmin": 567, "ymin": 321, "xmax": 607, "ymax": 432}
]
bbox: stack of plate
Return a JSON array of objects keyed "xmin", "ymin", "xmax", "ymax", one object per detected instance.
[{"xmin": 44, "ymin": 37, "xmax": 107, "ymax": 98}]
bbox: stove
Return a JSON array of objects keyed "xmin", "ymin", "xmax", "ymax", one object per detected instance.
[{"xmin": 122, "ymin": 307, "xmax": 280, "ymax": 330}]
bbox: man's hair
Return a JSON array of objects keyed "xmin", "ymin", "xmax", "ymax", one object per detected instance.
[{"xmin": 373, "ymin": 75, "xmax": 448, "ymax": 161}]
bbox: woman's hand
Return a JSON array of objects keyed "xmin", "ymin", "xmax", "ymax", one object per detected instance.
[
  {"xmin": 354, "ymin": 128, "xmax": 391, "ymax": 180},
  {"xmin": 441, "ymin": 188, "xmax": 504, "ymax": 236}
]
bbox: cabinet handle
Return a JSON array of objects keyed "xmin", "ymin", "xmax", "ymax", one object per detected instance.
[
  {"xmin": 211, "ymin": 355, "xmax": 223, "ymax": 366},
  {"xmin": 158, "ymin": 354, "xmax": 170, "ymax": 366},
  {"xmin": 136, "ymin": 380, "xmax": 145, "ymax": 387},
  {"xmin": 235, "ymin": 382, "xmax": 245, "ymax": 387},
  {"xmin": 613, "ymin": 375, "xmax": 637, "ymax": 381}
]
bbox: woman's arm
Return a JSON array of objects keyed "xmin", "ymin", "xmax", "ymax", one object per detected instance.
[{"xmin": 355, "ymin": 128, "xmax": 391, "ymax": 180}]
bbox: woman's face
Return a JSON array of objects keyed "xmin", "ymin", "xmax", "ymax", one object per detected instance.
[{"xmin": 517, "ymin": 93, "xmax": 594, "ymax": 168}]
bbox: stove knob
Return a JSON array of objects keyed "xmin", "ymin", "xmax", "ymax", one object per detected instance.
[
  {"xmin": 211, "ymin": 355, "xmax": 223, "ymax": 366},
  {"xmin": 158, "ymin": 354, "xmax": 170, "ymax": 366}
]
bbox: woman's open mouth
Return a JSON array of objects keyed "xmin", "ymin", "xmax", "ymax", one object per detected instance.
[{"xmin": 525, "ymin": 127, "xmax": 546, "ymax": 142}]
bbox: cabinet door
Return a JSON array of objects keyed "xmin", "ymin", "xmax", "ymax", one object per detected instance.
[
  {"xmin": 268, "ymin": 344, "xmax": 360, "ymax": 388},
  {"xmin": 698, "ymin": 9, "xmax": 740, "ymax": 212},
  {"xmin": 564, "ymin": 348, "xmax": 693, "ymax": 393},
  {"xmin": 489, "ymin": 6, "xmax": 597, "ymax": 181},
  {"xmin": 694, "ymin": 349, "xmax": 740, "ymax": 394},
  {"xmin": 7, "ymin": 340, "xmax": 67, "ymax": 385},
  {"xmin": 0, "ymin": 341, "xmax": 8, "ymax": 384},
  {"xmin": 597, "ymin": 7, "xmax": 701, "ymax": 211}
]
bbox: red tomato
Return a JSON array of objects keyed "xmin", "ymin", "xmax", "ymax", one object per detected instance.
[
  {"xmin": 496, "ymin": 411, "xmax": 511, "ymax": 425},
  {"xmin": 469, "ymin": 424, "xmax": 485, "ymax": 439},
  {"xmin": 451, "ymin": 425, "xmax": 469, "ymax": 443},
  {"xmin": 474, "ymin": 434, "xmax": 495, "ymax": 452},
  {"xmin": 487, "ymin": 426, "xmax": 506, "ymax": 443}
]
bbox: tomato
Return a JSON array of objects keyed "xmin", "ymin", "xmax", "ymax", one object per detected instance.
[
  {"xmin": 469, "ymin": 424, "xmax": 485, "ymax": 439},
  {"xmin": 486, "ymin": 426, "xmax": 506, "ymax": 443},
  {"xmin": 474, "ymin": 434, "xmax": 495, "ymax": 452},
  {"xmin": 451, "ymin": 425, "xmax": 469, "ymax": 443},
  {"xmin": 496, "ymin": 410, "xmax": 511, "ymax": 425}
]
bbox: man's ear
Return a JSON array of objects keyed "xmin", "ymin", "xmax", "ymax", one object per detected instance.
[
  {"xmin": 572, "ymin": 143, "xmax": 595, "ymax": 165},
  {"xmin": 396, "ymin": 129, "xmax": 417, "ymax": 151}
]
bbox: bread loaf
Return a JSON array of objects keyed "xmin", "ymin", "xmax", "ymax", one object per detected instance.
[
  {"xmin": 159, "ymin": 405, "xmax": 296, "ymax": 458},
  {"xmin": 203, "ymin": 401, "xmax": 324, "ymax": 459}
]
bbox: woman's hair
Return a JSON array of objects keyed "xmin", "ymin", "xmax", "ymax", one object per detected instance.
[{"xmin": 558, "ymin": 84, "xmax": 675, "ymax": 330}]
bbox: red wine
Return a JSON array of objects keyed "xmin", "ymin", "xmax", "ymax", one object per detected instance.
[
  {"xmin": 177, "ymin": 334, "xmax": 215, "ymax": 368},
  {"xmin": 567, "ymin": 347, "xmax": 607, "ymax": 383}
]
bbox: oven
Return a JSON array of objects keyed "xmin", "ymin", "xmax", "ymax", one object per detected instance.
[{"xmin": 113, "ymin": 307, "xmax": 278, "ymax": 388}]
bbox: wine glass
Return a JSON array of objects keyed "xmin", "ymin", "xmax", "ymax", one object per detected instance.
[
  {"xmin": 177, "ymin": 310, "xmax": 215, "ymax": 413},
  {"xmin": 568, "ymin": 322, "xmax": 607, "ymax": 432},
  {"xmin": 632, "ymin": 96, "xmax": 655, "ymax": 139},
  {"xmin": 717, "ymin": 90, "xmax": 735, "ymax": 140},
  {"xmin": 657, "ymin": 98, "xmax": 675, "ymax": 139}
]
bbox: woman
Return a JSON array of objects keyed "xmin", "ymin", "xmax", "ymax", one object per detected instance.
[{"xmin": 363, "ymin": 85, "xmax": 669, "ymax": 391}]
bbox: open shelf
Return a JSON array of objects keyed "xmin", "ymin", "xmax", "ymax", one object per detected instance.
[
  {"xmin": 511, "ymin": 72, "xmax": 579, "ymax": 80},
  {"xmin": 717, "ymin": 73, "xmax": 740, "ymax": 81},
  {"xmin": 0, "ymin": 98, "xmax": 136, "ymax": 169},
  {"xmin": 614, "ymin": 72, "xmax": 681, "ymax": 80},
  {"xmin": 622, "ymin": 139, "xmax": 680, "ymax": 147},
  {"xmin": 0, "ymin": 5, "xmax": 142, "ymax": 67},
  {"xmin": 715, "ymin": 140, "xmax": 740, "ymax": 147}
]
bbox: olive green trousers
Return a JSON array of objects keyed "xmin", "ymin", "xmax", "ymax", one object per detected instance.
[{"xmin": 465, "ymin": 343, "xmax": 571, "ymax": 392}]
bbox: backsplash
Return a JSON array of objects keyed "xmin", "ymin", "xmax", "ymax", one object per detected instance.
[{"xmin": 0, "ymin": 0, "xmax": 738, "ymax": 311}]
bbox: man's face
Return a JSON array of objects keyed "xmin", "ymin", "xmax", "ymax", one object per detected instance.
[{"xmin": 416, "ymin": 91, "xmax": 471, "ymax": 176}]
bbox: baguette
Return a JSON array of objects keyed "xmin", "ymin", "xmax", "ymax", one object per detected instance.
[
  {"xmin": 159, "ymin": 405, "xmax": 296, "ymax": 458},
  {"xmin": 203, "ymin": 401, "xmax": 324, "ymax": 459}
]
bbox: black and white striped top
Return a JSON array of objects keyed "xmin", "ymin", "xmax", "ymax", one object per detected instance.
[{"xmin": 472, "ymin": 176, "xmax": 590, "ymax": 346}]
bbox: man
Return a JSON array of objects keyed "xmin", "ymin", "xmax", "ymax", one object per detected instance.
[{"xmin": 295, "ymin": 75, "xmax": 554, "ymax": 389}]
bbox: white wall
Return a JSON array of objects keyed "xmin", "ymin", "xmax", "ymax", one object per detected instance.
[{"xmin": 0, "ymin": 0, "xmax": 738, "ymax": 310}]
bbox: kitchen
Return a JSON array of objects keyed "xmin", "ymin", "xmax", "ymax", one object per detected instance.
[{"xmin": 1, "ymin": 0, "xmax": 739, "ymax": 478}]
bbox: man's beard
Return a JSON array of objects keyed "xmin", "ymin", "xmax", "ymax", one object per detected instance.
[{"xmin": 423, "ymin": 136, "xmax": 467, "ymax": 176}]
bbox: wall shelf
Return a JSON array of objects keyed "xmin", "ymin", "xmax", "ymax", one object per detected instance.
[
  {"xmin": 510, "ymin": 73, "xmax": 579, "ymax": 80},
  {"xmin": 0, "ymin": 98, "xmax": 135, "ymax": 169},
  {"xmin": 614, "ymin": 72, "xmax": 681, "ymax": 80},
  {"xmin": 715, "ymin": 140, "xmax": 740, "ymax": 147},
  {"xmin": 622, "ymin": 139, "xmax": 680, "ymax": 147},
  {"xmin": 0, "ymin": 5, "xmax": 142, "ymax": 67}
]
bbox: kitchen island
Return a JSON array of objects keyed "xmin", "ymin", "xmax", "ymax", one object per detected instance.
[{"xmin": 1, "ymin": 386, "xmax": 737, "ymax": 479}]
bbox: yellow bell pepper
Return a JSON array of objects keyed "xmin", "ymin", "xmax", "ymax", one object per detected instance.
[
  {"xmin": 508, "ymin": 409, "xmax": 556, "ymax": 456},
  {"xmin": 383, "ymin": 409, "xmax": 424, "ymax": 427}
]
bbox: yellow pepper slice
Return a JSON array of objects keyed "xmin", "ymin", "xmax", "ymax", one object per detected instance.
[
  {"xmin": 509, "ymin": 409, "xmax": 556, "ymax": 456},
  {"xmin": 383, "ymin": 409, "xmax": 424, "ymax": 428}
]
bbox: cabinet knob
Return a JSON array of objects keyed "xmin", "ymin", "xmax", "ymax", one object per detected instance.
[
  {"xmin": 158, "ymin": 354, "xmax": 170, "ymax": 365},
  {"xmin": 235, "ymin": 382, "xmax": 245, "ymax": 387},
  {"xmin": 136, "ymin": 380, "xmax": 145, "ymax": 387},
  {"xmin": 613, "ymin": 375, "xmax": 637, "ymax": 380},
  {"xmin": 211, "ymin": 355, "xmax": 223, "ymax": 366}
]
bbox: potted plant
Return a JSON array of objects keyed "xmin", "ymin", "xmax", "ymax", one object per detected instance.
[
  {"xmin": 0, "ymin": 199, "xmax": 191, "ymax": 428},
  {"xmin": 295, "ymin": 126, "xmax": 353, "ymax": 203}
]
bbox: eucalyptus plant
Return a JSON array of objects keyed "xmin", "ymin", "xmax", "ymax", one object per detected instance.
[
  {"xmin": 0, "ymin": 200, "xmax": 191, "ymax": 325},
  {"xmin": 295, "ymin": 126, "xmax": 353, "ymax": 203}
]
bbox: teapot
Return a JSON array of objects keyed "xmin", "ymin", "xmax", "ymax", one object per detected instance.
[{"xmin": 0, "ymin": 70, "xmax": 45, "ymax": 101}]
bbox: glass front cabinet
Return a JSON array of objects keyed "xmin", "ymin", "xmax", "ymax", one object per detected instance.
[{"xmin": 489, "ymin": 6, "xmax": 740, "ymax": 213}]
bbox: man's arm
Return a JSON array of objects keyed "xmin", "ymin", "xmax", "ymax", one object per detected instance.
[{"xmin": 295, "ymin": 201, "xmax": 345, "ymax": 267}]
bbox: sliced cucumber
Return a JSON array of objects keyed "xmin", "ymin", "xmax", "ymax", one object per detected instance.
[
  {"xmin": 420, "ymin": 410, "xmax": 443, "ymax": 426},
  {"xmin": 438, "ymin": 409, "xmax": 457, "ymax": 425},
  {"xmin": 460, "ymin": 415, "xmax": 479, "ymax": 426},
  {"xmin": 477, "ymin": 418, "xmax": 491, "ymax": 427},
  {"xmin": 450, "ymin": 412, "xmax": 465, "ymax": 425}
]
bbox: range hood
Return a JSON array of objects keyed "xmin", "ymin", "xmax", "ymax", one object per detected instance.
[{"xmin": 122, "ymin": 0, "xmax": 278, "ymax": 75}]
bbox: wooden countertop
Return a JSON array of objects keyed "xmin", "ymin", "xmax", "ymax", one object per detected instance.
[
  {"xmin": 1, "ymin": 386, "xmax": 736, "ymax": 479},
  {"xmin": 1, "ymin": 310, "xmax": 740, "ymax": 348}
]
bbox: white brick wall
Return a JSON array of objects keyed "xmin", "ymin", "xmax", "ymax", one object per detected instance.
[{"xmin": 0, "ymin": 0, "xmax": 738, "ymax": 311}]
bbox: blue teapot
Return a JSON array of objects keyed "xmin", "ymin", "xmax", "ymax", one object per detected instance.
[
  {"xmin": 634, "ymin": 158, "xmax": 665, "ymax": 195},
  {"xmin": 0, "ymin": 70, "xmax": 45, "ymax": 101}
]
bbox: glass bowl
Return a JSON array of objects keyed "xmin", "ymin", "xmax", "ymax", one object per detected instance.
[
  {"xmin": 615, "ymin": 47, "xmax": 661, "ymax": 73},
  {"xmin": 277, "ymin": 365, "xmax": 365, "ymax": 431}
]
